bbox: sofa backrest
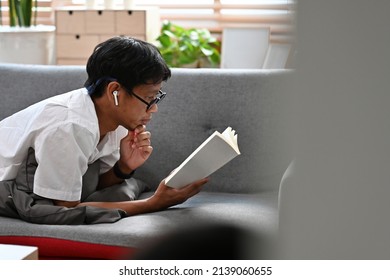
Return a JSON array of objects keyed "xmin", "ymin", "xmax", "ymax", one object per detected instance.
[
  {"xmin": 0, "ymin": 63, "xmax": 292, "ymax": 193},
  {"xmin": 0, "ymin": 64, "xmax": 87, "ymax": 120}
]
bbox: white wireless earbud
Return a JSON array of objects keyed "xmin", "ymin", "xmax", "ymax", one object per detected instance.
[{"xmin": 112, "ymin": 91, "xmax": 119, "ymax": 106}]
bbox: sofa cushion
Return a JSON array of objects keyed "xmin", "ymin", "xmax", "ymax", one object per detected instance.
[{"xmin": 0, "ymin": 191, "xmax": 278, "ymax": 259}]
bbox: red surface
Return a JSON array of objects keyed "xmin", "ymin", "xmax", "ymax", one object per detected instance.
[{"xmin": 0, "ymin": 236, "xmax": 136, "ymax": 259}]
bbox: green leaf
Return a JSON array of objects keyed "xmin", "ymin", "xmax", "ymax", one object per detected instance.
[
  {"xmin": 209, "ymin": 50, "xmax": 221, "ymax": 65},
  {"xmin": 200, "ymin": 46, "xmax": 214, "ymax": 57},
  {"xmin": 157, "ymin": 34, "xmax": 172, "ymax": 48},
  {"xmin": 7, "ymin": 0, "xmax": 33, "ymax": 27},
  {"xmin": 21, "ymin": 0, "xmax": 32, "ymax": 27},
  {"xmin": 161, "ymin": 20, "xmax": 172, "ymax": 31},
  {"xmin": 162, "ymin": 30, "xmax": 176, "ymax": 39},
  {"xmin": 178, "ymin": 54, "xmax": 196, "ymax": 66}
]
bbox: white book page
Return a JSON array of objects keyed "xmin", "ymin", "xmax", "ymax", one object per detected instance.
[
  {"xmin": 221, "ymin": 127, "xmax": 240, "ymax": 154},
  {"xmin": 164, "ymin": 127, "xmax": 240, "ymax": 188}
]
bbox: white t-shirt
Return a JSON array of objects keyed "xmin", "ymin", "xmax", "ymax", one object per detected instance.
[{"xmin": 0, "ymin": 88, "xmax": 127, "ymax": 201}]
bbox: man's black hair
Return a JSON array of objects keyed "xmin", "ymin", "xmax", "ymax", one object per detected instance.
[{"xmin": 84, "ymin": 36, "xmax": 171, "ymax": 97}]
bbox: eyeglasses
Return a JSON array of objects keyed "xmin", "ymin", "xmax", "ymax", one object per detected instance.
[
  {"xmin": 87, "ymin": 76, "xmax": 166, "ymax": 111},
  {"xmin": 129, "ymin": 90, "xmax": 166, "ymax": 111}
]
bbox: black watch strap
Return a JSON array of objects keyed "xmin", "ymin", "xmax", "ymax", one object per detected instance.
[{"xmin": 113, "ymin": 161, "xmax": 135, "ymax": 179}]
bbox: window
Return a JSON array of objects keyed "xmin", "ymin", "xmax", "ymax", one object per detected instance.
[
  {"xmin": 0, "ymin": 0, "xmax": 294, "ymax": 43},
  {"xmin": 121, "ymin": 0, "xmax": 294, "ymax": 43}
]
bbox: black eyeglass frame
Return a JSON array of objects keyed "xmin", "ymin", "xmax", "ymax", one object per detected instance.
[
  {"xmin": 87, "ymin": 76, "xmax": 166, "ymax": 111},
  {"xmin": 128, "ymin": 90, "xmax": 166, "ymax": 111}
]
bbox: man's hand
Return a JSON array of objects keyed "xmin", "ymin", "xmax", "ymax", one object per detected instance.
[
  {"xmin": 118, "ymin": 125, "xmax": 153, "ymax": 173},
  {"xmin": 147, "ymin": 177, "xmax": 210, "ymax": 211},
  {"xmin": 96, "ymin": 125, "xmax": 152, "ymax": 189}
]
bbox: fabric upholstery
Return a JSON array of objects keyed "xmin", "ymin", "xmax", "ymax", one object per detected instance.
[{"xmin": 0, "ymin": 63, "xmax": 291, "ymax": 259}]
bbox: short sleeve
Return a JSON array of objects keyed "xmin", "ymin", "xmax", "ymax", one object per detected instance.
[
  {"xmin": 97, "ymin": 126, "xmax": 128, "ymax": 174},
  {"xmin": 33, "ymin": 123, "xmax": 97, "ymax": 201}
]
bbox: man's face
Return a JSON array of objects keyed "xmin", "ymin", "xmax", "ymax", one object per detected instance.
[{"xmin": 117, "ymin": 82, "xmax": 163, "ymax": 131}]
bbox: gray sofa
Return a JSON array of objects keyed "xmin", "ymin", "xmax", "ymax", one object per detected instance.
[{"xmin": 0, "ymin": 63, "xmax": 291, "ymax": 259}]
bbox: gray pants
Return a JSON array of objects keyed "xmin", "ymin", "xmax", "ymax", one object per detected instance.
[{"xmin": 0, "ymin": 148, "xmax": 147, "ymax": 225}]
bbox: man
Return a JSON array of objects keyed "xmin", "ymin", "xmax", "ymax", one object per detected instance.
[{"xmin": 0, "ymin": 37, "xmax": 208, "ymax": 224}]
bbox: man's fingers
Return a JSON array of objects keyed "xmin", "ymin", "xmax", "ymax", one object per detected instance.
[
  {"xmin": 140, "ymin": 145, "xmax": 153, "ymax": 156},
  {"xmin": 133, "ymin": 131, "xmax": 151, "ymax": 148},
  {"xmin": 136, "ymin": 131, "xmax": 151, "ymax": 142},
  {"xmin": 134, "ymin": 125, "xmax": 146, "ymax": 134},
  {"xmin": 181, "ymin": 177, "xmax": 209, "ymax": 191}
]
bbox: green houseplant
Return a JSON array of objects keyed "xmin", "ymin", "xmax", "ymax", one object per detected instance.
[
  {"xmin": 0, "ymin": 0, "xmax": 37, "ymax": 27},
  {"xmin": 0, "ymin": 0, "xmax": 55, "ymax": 64},
  {"xmin": 156, "ymin": 20, "xmax": 220, "ymax": 68}
]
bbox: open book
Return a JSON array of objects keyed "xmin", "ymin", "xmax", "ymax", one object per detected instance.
[{"xmin": 164, "ymin": 127, "xmax": 241, "ymax": 188}]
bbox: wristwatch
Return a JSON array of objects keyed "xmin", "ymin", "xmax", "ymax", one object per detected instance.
[{"xmin": 113, "ymin": 161, "xmax": 135, "ymax": 179}]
